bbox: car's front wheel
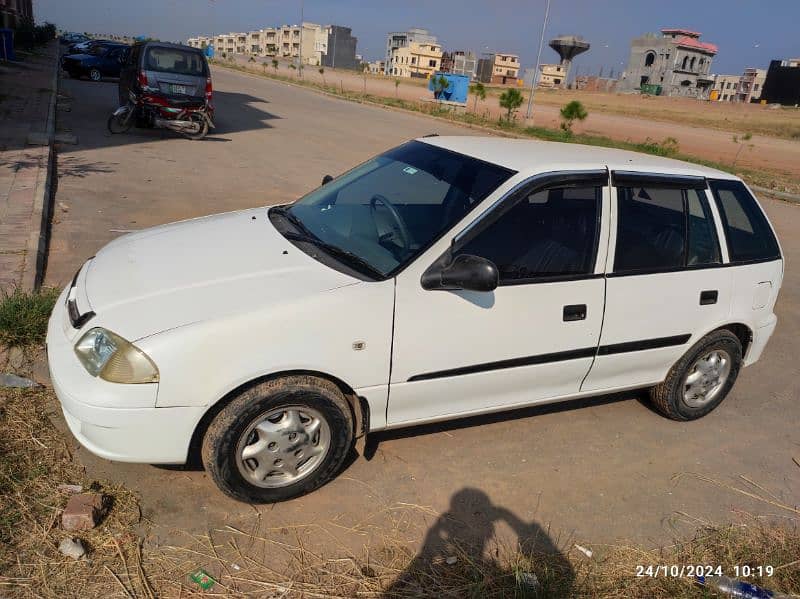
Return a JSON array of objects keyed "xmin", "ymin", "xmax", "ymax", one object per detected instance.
[
  {"xmin": 201, "ymin": 375, "xmax": 354, "ymax": 503},
  {"xmin": 89, "ymin": 68, "xmax": 101, "ymax": 81},
  {"xmin": 650, "ymin": 330, "xmax": 742, "ymax": 421}
]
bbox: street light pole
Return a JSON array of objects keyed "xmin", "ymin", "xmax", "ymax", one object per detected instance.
[
  {"xmin": 525, "ymin": 0, "xmax": 552, "ymax": 120},
  {"xmin": 298, "ymin": 0, "xmax": 304, "ymax": 78}
]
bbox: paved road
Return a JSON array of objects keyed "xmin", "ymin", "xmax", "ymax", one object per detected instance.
[{"xmin": 46, "ymin": 66, "xmax": 800, "ymax": 557}]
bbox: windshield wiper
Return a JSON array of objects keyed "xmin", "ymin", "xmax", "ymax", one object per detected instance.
[
  {"xmin": 282, "ymin": 232, "xmax": 385, "ymax": 280},
  {"xmin": 269, "ymin": 205, "xmax": 316, "ymax": 239}
]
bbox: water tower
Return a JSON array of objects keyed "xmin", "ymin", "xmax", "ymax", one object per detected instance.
[{"xmin": 548, "ymin": 35, "xmax": 590, "ymax": 84}]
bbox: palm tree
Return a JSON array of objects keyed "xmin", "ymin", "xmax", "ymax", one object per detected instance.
[
  {"xmin": 319, "ymin": 67, "xmax": 326, "ymax": 86},
  {"xmin": 469, "ymin": 81, "xmax": 486, "ymax": 112},
  {"xmin": 499, "ymin": 88, "xmax": 524, "ymax": 122}
]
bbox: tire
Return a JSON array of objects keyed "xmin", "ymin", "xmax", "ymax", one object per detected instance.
[
  {"xmin": 201, "ymin": 375, "xmax": 354, "ymax": 503},
  {"xmin": 181, "ymin": 113, "xmax": 209, "ymax": 140},
  {"xmin": 107, "ymin": 108, "xmax": 134, "ymax": 134},
  {"xmin": 650, "ymin": 330, "xmax": 742, "ymax": 421},
  {"xmin": 89, "ymin": 68, "xmax": 101, "ymax": 82}
]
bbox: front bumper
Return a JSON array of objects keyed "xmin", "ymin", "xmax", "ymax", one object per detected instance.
[{"xmin": 47, "ymin": 289, "xmax": 205, "ymax": 464}]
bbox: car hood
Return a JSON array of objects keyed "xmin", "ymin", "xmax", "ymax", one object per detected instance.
[{"xmin": 81, "ymin": 207, "xmax": 359, "ymax": 340}]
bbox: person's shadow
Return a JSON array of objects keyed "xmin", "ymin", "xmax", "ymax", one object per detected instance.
[{"xmin": 383, "ymin": 488, "xmax": 574, "ymax": 597}]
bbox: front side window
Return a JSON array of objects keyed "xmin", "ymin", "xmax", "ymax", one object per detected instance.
[
  {"xmin": 614, "ymin": 186, "xmax": 720, "ymax": 273},
  {"xmin": 277, "ymin": 142, "xmax": 515, "ymax": 278},
  {"xmin": 709, "ymin": 179, "xmax": 780, "ymax": 263},
  {"xmin": 455, "ymin": 185, "xmax": 602, "ymax": 283}
]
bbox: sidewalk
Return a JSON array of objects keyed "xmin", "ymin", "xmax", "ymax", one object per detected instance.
[{"xmin": 0, "ymin": 41, "xmax": 58, "ymax": 292}]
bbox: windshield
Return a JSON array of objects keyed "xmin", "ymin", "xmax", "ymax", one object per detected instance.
[
  {"xmin": 144, "ymin": 47, "xmax": 207, "ymax": 76},
  {"xmin": 280, "ymin": 141, "xmax": 515, "ymax": 278}
]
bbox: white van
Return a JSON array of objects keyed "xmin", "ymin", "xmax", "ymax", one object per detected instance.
[{"xmin": 47, "ymin": 137, "xmax": 783, "ymax": 503}]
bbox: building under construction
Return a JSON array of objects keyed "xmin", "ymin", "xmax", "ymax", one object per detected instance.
[{"xmin": 618, "ymin": 28, "xmax": 717, "ymax": 98}]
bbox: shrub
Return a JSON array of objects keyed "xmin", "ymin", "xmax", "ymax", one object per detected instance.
[
  {"xmin": 499, "ymin": 88, "xmax": 524, "ymax": 121},
  {"xmin": 560, "ymin": 100, "xmax": 588, "ymax": 134},
  {"xmin": 0, "ymin": 287, "xmax": 59, "ymax": 347}
]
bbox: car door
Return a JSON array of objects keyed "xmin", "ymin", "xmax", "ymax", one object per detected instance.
[
  {"xmin": 581, "ymin": 171, "xmax": 734, "ymax": 392},
  {"xmin": 387, "ymin": 171, "xmax": 611, "ymax": 427},
  {"xmin": 102, "ymin": 47, "xmax": 123, "ymax": 76}
]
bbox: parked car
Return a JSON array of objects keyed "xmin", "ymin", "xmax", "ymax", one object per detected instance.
[
  {"xmin": 118, "ymin": 41, "xmax": 212, "ymax": 111},
  {"xmin": 47, "ymin": 138, "xmax": 783, "ymax": 503},
  {"xmin": 62, "ymin": 43, "xmax": 128, "ymax": 81},
  {"xmin": 60, "ymin": 32, "xmax": 90, "ymax": 45},
  {"xmin": 67, "ymin": 38, "xmax": 114, "ymax": 55}
]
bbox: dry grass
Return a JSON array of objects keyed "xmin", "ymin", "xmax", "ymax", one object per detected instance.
[{"xmin": 1, "ymin": 386, "xmax": 798, "ymax": 598}]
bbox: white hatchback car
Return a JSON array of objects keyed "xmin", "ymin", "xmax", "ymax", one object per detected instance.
[{"xmin": 47, "ymin": 137, "xmax": 783, "ymax": 502}]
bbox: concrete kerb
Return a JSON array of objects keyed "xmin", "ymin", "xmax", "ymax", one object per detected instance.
[
  {"xmin": 20, "ymin": 47, "xmax": 59, "ymax": 291},
  {"xmin": 751, "ymin": 185, "xmax": 800, "ymax": 205}
]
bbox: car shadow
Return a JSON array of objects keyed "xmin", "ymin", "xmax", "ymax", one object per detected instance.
[
  {"xmin": 383, "ymin": 487, "xmax": 575, "ymax": 597},
  {"xmin": 55, "ymin": 75, "xmax": 281, "ymax": 154},
  {"xmin": 363, "ymin": 388, "xmax": 651, "ymax": 460}
]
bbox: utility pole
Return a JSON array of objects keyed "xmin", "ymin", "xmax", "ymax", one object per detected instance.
[
  {"xmin": 525, "ymin": 0, "xmax": 552, "ymax": 120},
  {"xmin": 298, "ymin": 0, "xmax": 304, "ymax": 78}
]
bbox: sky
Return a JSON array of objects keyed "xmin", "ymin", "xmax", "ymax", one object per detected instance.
[{"xmin": 36, "ymin": 0, "xmax": 800, "ymax": 76}]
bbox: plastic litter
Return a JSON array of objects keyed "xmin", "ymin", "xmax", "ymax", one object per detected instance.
[
  {"xmin": 58, "ymin": 537, "xmax": 86, "ymax": 560},
  {"xmin": 189, "ymin": 568, "xmax": 216, "ymax": 590},
  {"xmin": 517, "ymin": 571, "xmax": 540, "ymax": 591},
  {"xmin": 574, "ymin": 543, "xmax": 593, "ymax": 558},
  {"xmin": 445, "ymin": 556, "xmax": 458, "ymax": 565},
  {"xmin": 696, "ymin": 574, "xmax": 791, "ymax": 599}
]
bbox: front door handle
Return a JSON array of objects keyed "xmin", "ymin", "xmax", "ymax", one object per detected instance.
[
  {"xmin": 700, "ymin": 290, "xmax": 718, "ymax": 305},
  {"xmin": 563, "ymin": 304, "xmax": 587, "ymax": 321}
]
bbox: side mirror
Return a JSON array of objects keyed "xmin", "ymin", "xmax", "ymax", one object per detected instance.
[
  {"xmin": 321, "ymin": 174, "xmax": 333, "ymax": 186},
  {"xmin": 421, "ymin": 254, "xmax": 499, "ymax": 292}
]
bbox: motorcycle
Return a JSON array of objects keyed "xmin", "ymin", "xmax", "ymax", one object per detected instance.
[{"xmin": 107, "ymin": 89, "xmax": 214, "ymax": 140}]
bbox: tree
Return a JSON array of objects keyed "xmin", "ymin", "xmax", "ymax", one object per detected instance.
[
  {"xmin": 319, "ymin": 67, "xmax": 326, "ymax": 86},
  {"xmin": 499, "ymin": 88, "xmax": 524, "ymax": 122},
  {"xmin": 262, "ymin": 61, "xmax": 269, "ymax": 74},
  {"xmin": 394, "ymin": 78, "xmax": 400, "ymax": 98},
  {"xmin": 271, "ymin": 58, "xmax": 279, "ymax": 74},
  {"xmin": 559, "ymin": 100, "xmax": 588, "ymax": 134},
  {"xmin": 469, "ymin": 81, "xmax": 486, "ymax": 112},
  {"xmin": 732, "ymin": 132, "xmax": 753, "ymax": 167}
]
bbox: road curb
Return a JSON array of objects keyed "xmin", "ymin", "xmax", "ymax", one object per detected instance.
[
  {"xmin": 751, "ymin": 185, "xmax": 800, "ymax": 204},
  {"xmin": 20, "ymin": 44, "xmax": 59, "ymax": 291}
]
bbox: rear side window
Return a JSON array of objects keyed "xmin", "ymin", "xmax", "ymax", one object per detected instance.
[
  {"xmin": 144, "ymin": 47, "xmax": 207, "ymax": 76},
  {"xmin": 709, "ymin": 180, "xmax": 780, "ymax": 263},
  {"xmin": 614, "ymin": 186, "xmax": 720, "ymax": 273},
  {"xmin": 456, "ymin": 185, "xmax": 601, "ymax": 282}
]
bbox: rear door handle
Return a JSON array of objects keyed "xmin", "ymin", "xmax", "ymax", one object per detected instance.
[
  {"xmin": 563, "ymin": 304, "xmax": 587, "ymax": 321},
  {"xmin": 700, "ymin": 290, "xmax": 718, "ymax": 305}
]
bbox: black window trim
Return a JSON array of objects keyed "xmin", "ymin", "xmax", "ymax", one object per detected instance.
[
  {"xmin": 611, "ymin": 171, "xmax": 727, "ymax": 277},
  {"xmin": 611, "ymin": 170, "xmax": 707, "ymax": 190}
]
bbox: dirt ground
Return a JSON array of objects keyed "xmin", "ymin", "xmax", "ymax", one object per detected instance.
[
  {"xmin": 230, "ymin": 56, "xmax": 800, "ymax": 185},
  {"xmin": 44, "ymin": 65, "xmax": 800, "ymax": 563}
]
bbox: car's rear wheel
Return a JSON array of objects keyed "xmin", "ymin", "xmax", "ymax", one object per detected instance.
[
  {"xmin": 89, "ymin": 68, "xmax": 101, "ymax": 82},
  {"xmin": 201, "ymin": 375, "xmax": 354, "ymax": 503},
  {"xmin": 650, "ymin": 330, "xmax": 742, "ymax": 421}
]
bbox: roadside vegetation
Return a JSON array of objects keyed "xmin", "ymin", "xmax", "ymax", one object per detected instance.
[
  {"xmin": 1, "ymin": 385, "xmax": 798, "ymax": 597},
  {"xmin": 210, "ymin": 60, "xmax": 799, "ymax": 194},
  {"xmin": 0, "ymin": 287, "xmax": 58, "ymax": 347}
]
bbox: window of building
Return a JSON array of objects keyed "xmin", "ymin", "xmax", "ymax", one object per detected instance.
[
  {"xmin": 429, "ymin": 59, "xmax": 437, "ymax": 67},
  {"xmin": 644, "ymin": 51, "xmax": 656, "ymax": 67},
  {"xmin": 614, "ymin": 186, "xmax": 720, "ymax": 273},
  {"xmin": 754, "ymin": 83, "xmax": 760, "ymax": 90},
  {"xmin": 455, "ymin": 185, "xmax": 602, "ymax": 282},
  {"xmin": 682, "ymin": 56, "xmax": 689, "ymax": 70},
  {"xmin": 690, "ymin": 57, "xmax": 696, "ymax": 70},
  {"xmin": 708, "ymin": 180, "xmax": 780, "ymax": 263}
]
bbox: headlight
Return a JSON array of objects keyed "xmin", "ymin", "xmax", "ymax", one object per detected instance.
[{"xmin": 74, "ymin": 328, "xmax": 159, "ymax": 384}]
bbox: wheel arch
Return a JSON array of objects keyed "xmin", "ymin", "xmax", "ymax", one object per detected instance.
[
  {"xmin": 185, "ymin": 370, "xmax": 368, "ymax": 467},
  {"xmin": 711, "ymin": 322, "xmax": 753, "ymax": 360}
]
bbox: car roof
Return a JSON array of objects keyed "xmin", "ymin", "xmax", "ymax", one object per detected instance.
[
  {"xmin": 137, "ymin": 41, "xmax": 203, "ymax": 53},
  {"xmin": 418, "ymin": 136, "xmax": 737, "ymax": 181}
]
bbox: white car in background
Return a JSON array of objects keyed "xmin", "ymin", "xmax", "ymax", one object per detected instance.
[{"xmin": 47, "ymin": 137, "xmax": 783, "ymax": 503}]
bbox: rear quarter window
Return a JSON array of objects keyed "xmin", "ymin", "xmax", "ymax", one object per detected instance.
[{"xmin": 708, "ymin": 180, "xmax": 780, "ymax": 263}]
